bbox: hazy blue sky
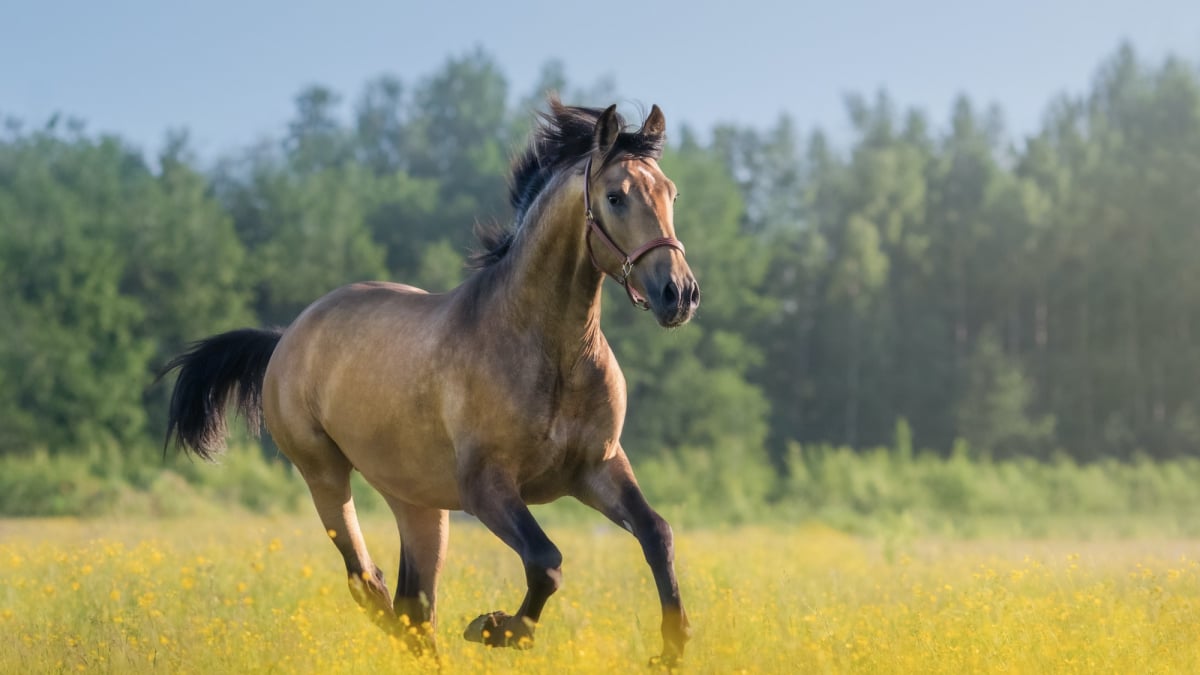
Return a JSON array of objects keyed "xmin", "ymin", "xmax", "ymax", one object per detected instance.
[{"xmin": 3, "ymin": 0, "xmax": 1198, "ymax": 160}]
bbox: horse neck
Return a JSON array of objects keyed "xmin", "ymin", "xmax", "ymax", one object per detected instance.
[{"xmin": 502, "ymin": 169, "xmax": 606, "ymax": 361}]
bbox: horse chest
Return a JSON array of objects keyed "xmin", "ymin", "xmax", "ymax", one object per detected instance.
[
  {"xmin": 519, "ymin": 371, "xmax": 622, "ymax": 482},
  {"xmin": 454, "ymin": 336, "xmax": 625, "ymax": 499},
  {"xmin": 546, "ymin": 386, "xmax": 615, "ymax": 451}
]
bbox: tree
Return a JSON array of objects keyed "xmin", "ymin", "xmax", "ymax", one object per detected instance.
[
  {"xmin": 956, "ymin": 330, "xmax": 1055, "ymax": 458},
  {"xmin": 0, "ymin": 132, "xmax": 154, "ymax": 452},
  {"xmin": 287, "ymin": 85, "xmax": 353, "ymax": 174}
]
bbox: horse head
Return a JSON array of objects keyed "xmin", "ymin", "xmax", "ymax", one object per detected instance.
[{"xmin": 585, "ymin": 104, "xmax": 700, "ymax": 328}]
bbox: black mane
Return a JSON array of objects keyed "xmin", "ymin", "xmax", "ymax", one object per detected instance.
[{"xmin": 470, "ymin": 98, "xmax": 666, "ymax": 268}]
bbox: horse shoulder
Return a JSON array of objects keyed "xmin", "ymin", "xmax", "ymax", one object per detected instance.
[{"xmin": 552, "ymin": 334, "xmax": 626, "ymax": 447}]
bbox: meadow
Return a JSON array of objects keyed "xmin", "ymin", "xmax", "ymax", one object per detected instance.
[{"xmin": 4, "ymin": 514, "xmax": 1200, "ymax": 674}]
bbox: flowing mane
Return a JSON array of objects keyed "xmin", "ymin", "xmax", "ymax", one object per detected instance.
[{"xmin": 471, "ymin": 98, "xmax": 666, "ymax": 268}]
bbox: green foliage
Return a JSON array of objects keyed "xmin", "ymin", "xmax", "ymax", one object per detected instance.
[
  {"xmin": 735, "ymin": 45, "xmax": 1200, "ymax": 462},
  {"xmin": 4, "ymin": 44, "xmax": 1200, "ymax": 522},
  {"xmin": 0, "ymin": 443, "xmax": 307, "ymax": 517},
  {"xmin": 1, "ymin": 134, "xmax": 164, "ymax": 452},
  {"xmin": 956, "ymin": 330, "xmax": 1056, "ymax": 458},
  {"xmin": 774, "ymin": 441, "xmax": 1200, "ymax": 538},
  {"xmin": 4, "ymin": 439, "xmax": 1200, "ymax": 539}
]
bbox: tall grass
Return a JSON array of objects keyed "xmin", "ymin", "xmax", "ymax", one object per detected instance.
[
  {"xmin": 4, "ymin": 518, "xmax": 1200, "ymax": 673},
  {"xmin": 4, "ymin": 437, "xmax": 1200, "ymax": 537}
]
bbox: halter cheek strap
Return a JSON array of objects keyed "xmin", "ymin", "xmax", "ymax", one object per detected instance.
[{"xmin": 583, "ymin": 156, "xmax": 687, "ymax": 310}]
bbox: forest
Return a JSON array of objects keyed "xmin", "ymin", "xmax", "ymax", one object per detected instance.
[{"xmin": 2, "ymin": 43, "xmax": 1198, "ymax": 512}]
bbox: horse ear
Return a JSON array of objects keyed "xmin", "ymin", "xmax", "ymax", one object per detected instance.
[
  {"xmin": 641, "ymin": 104, "xmax": 666, "ymax": 138},
  {"xmin": 593, "ymin": 104, "xmax": 620, "ymax": 156}
]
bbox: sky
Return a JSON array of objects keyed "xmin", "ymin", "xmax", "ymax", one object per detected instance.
[{"xmin": 2, "ymin": 0, "xmax": 1198, "ymax": 162}]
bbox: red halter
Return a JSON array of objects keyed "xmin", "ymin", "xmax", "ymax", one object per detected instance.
[{"xmin": 583, "ymin": 156, "xmax": 687, "ymax": 310}]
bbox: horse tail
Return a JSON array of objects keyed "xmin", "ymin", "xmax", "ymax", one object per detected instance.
[{"xmin": 160, "ymin": 328, "xmax": 284, "ymax": 460}]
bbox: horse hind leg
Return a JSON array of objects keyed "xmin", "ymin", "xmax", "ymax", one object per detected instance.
[
  {"xmin": 288, "ymin": 434, "xmax": 397, "ymax": 632},
  {"xmin": 384, "ymin": 496, "xmax": 449, "ymax": 655}
]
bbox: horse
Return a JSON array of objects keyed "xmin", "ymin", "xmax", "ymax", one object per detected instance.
[{"xmin": 162, "ymin": 99, "xmax": 699, "ymax": 665}]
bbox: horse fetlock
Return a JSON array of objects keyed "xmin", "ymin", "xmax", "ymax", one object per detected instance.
[
  {"xmin": 347, "ymin": 565, "xmax": 393, "ymax": 613},
  {"xmin": 463, "ymin": 611, "xmax": 536, "ymax": 649},
  {"xmin": 655, "ymin": 608, "xmax": 689, "ymax": 667},
  {"xmin": 395, "ymin": 597, "xmax": 432, "ymax": 627},
  {"xmin": 663, "ymin": 607, "xmax": 691, "ymax": 642}
]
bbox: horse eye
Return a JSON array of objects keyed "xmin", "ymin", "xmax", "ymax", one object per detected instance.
[
  {"xmin": 607, "ymin": 193, "xmax": 622, "ymax": 206},
  {"xmin": 673, "ymin": 192, "xmax": 680, "ymax": 203}
]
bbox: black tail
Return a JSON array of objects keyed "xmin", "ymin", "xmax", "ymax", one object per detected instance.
[{"xmin": 160, "ymin": 328, "xmax": 284, "ymax": 460}]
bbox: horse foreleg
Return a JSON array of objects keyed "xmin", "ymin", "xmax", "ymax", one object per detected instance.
[
  {"xmin": 383, "ymin": 496, "xmax": 448, "ymax": 655},
  {"xmin": 574, "ymin": 450, "xmax": 691, "ymax": 667},
  {"xmin": 459, "ymin": 464, "xmax": 562, "ymax": 649}
]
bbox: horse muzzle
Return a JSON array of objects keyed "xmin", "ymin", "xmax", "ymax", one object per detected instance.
[{"xmin": 649, "ymin": 275, "xmax": 700, "ymax": 328}]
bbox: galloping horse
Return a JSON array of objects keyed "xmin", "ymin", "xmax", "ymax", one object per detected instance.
[{"xmin": 163, "ymin": 99, "xmax": 698, "ymax": 665}]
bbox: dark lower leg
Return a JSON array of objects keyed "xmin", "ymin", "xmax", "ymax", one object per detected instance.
[
  {"xmin": 394, "ymin": 546, "xmax": 429, "ymax": 626},
  {"xmin": 385, "ymin": 499, "xmax": 447, "ymax": 655},
  {"xmin": 515, "ymin": 528, "xmax": 564, "ymax": 624},
  {"xmin": 461, "ymin": 469, "xmax": 562, "ymax": 648},
  {"xmin": 625, "ymin": 492, "xmax": 690, "ymax": 662},
  {"xmin": 575, "ymin": 458, "xmax": 690, "ymax": 665}
]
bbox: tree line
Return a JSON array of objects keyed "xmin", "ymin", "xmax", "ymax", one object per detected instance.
[{"xmin": 2, "ymin": 44, "xmax": 1197, "ymax": 470}]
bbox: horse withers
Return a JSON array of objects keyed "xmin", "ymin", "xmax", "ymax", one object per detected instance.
[{"xmin": 162, "ymin": 99, "xmax": 698, "ymax": 665}]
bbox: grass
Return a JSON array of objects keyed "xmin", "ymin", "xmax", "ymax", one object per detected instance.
[
  {"xmin": 10, "ymin": 441, "xmax": 1200, "ymax": 541},
  {"xmin": 4, "ymin": 515, "xmax": 1200, "ymax": 673}
]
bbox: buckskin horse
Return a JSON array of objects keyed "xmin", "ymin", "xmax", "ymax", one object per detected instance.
[{"xmin": 162, "ymin": 99, "xmax": 698, "ymax": 665}]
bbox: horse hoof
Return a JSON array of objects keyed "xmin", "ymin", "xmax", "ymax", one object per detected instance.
[
  {"xmin": 648, "ymin": 654, "xmax": 682, "ymax": 671},
  {"xmin": 399, "ymin": 630, "xmax": 437, "ymax": 659},
  {"xmin": 463, "ymin": 611, "xmax": 534, "ymax": 649}
]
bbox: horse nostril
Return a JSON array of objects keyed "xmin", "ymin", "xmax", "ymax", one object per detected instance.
[
  {"xmin": 662, "ymin": 280, "xmax": 679, "ymax": 308},
  {"xmin": 688, "ymin": 281, "xmax": 700, "ymax": 308}
]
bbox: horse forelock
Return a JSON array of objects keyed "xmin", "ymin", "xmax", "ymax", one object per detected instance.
[{"xmin": 469, "ymin": 99, "xmax": 665, "ymax": 270}]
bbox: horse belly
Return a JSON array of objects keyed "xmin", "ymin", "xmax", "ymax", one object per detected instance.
[
  {"xmin": 323, "ymin": 396, "xmax": 462, "ymax": 510},
  {"xmin": 352, "ymin": 444, "xmax": 462, "ymax": 510}
]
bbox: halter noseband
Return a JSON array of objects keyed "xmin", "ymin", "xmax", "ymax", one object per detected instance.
[{"xmin": 583, "ymin": 155, "xmax": 686, "ymax": 310}]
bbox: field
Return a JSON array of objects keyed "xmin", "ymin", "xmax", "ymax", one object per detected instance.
[{"xmin": 3, "ymin": 514, "xmax": 1200, "ymax": 674}]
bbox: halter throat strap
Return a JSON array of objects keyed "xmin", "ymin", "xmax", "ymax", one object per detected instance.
[{"xmin": 583, "ymin": 155, "xmax": 686, "ymax": 310}]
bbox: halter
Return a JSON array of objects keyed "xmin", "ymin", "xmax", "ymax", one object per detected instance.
[{"xmin": 583, "ymin": 155, "xmax": 687, "ymax": 310}]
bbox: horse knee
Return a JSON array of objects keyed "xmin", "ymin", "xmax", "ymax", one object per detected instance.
[
  {"xmin": 637, "ymin": 511, "xmax": 676, "ymax": 563},
  {"xmin": 643, "ymin": 511, "xmax": 673, "ymax": 544},
  {"xmin": 524, "ymin": 546, "xmax": 564, "ymax": 595}
]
